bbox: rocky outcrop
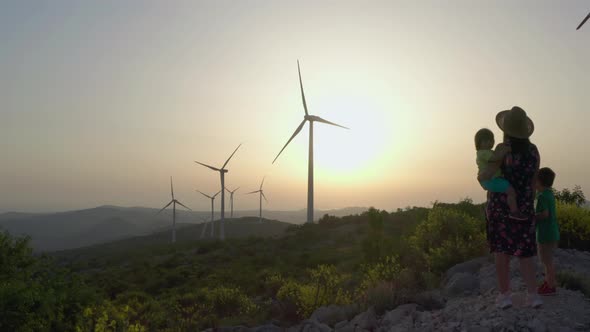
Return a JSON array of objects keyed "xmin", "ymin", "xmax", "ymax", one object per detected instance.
[{"xmin": 210, "ymin": 249, "xmax": 590, "ymax": 332}]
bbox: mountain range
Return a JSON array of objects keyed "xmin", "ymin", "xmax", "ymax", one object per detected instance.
[{"xmin": 0, "ymin": 205, "xmax": 367, "ymax": 252}]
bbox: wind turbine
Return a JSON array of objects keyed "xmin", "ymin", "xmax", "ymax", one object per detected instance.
[
  {"xmin": 195, "ymin": 144, "xmax": 241, "ymax": 240},
  {"xmin": 246, "ymin": 177, "xmax": 267, "ymax": 224},
  {"xmin": 157, "ymin": 177, "xmax": 192, "ymax": 243},
  {"xmin": 197, "ymin": 190, "xmax": 221, "ymax": 238},
  {"xmin": 225, "ymin": 186, "xmax": 240, "ymax": 219},
  {"xmin": 577, "ymin": 12, "xmax": 590, "ymax": 30},
  {"xmin": 198, "ymin": 216, "xmax": 209, "ymax": 239},
  {"xmin": 272, "ymin": 60, "xmax": 348, "ymax": 224}
]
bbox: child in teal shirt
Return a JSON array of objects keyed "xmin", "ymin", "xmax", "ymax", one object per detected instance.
[
  {"xmin": 474, "ymin": 128, "xmax": 527, "ymax": 220},
  {"xmin": 535, "ymin": 167, "xmax": 560, "ymax": 296}
]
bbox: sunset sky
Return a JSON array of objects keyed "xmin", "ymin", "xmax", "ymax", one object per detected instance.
[{"xmin": 1, "ymin": 1, "xmax": 589, "ymax": 213}]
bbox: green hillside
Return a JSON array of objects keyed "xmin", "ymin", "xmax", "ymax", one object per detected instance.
[{"xmin": 3, "ymin": 197, "xmax": 589, "ymax": 331}]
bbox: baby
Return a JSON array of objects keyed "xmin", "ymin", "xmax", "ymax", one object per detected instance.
[{"xmin": 475, "ymin": 128, "xmax": 527, "ymax": 220}]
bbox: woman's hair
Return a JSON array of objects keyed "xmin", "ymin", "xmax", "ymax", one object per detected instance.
[
  {"xmin": 504, "ymin": 133, "xmax": 531, "ymax": 155},
  {"xmin": 538, "ymin": 167, "xmax": 556, "ymax": 187},
  {"xmin": 474, "ymin": 128, "xmax": 494, "ymax": 150}
]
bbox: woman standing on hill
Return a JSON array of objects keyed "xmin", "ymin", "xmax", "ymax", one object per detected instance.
[{"xmin": 478, "ymin": 106, "xmax": 542, "ymax": 309}]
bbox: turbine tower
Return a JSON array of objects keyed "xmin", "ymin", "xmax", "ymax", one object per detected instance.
[
  {"xmin": 197, "ymin": 190, "xmax": 221, "ymax": 238},
  {"xmin": 225, "ymin": 186, "xmax": 240, "ymax": 218},
  {"xmin": 577, "ymin": 12, "xmax": 590, "ymax": 30},
  {"xmin": 195, "ymin": 144, "xmax": 241, "ymax": 240},
  {"xmin": 246, "ymin": 177, "xmax": 267, "ymax": 224},
  {"xmin": 272, "ymin": 60, "xmax": 348, "ymax": 224},
  {"xmin": 157, "ymin": 177, "xmax": 192, "ymax": 243},
  {"xmin": 198, "ymin": 216, "xmax": 209, "ymax": 239}
]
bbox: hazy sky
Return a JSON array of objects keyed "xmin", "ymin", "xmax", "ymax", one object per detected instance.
[{"xmin": 1, "ymin": 1, "xmax": 589, "ymax": 213}]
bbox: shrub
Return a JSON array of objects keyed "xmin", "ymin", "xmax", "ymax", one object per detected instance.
[
  {"xmin": 410, "ymin": 207, "xmax": 486, "ymax": 274},
  {"xmin": 275, "ymin": 265, "xmax": 351, "ymax": 319},
  {"xmin": 0, "ymin": 231, "xmax": 95, "ymax": 332},
  {"xmin": 556, "ymin": 202, "xmax": 590, "ymax": 250},
  {"xmin": 557, "ymin": 271, "xmax": 590, "ymax": 298}
]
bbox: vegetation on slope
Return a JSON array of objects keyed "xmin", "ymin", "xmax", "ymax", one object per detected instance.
[{"xmin": 1, "ymin": 189, "xmax": 589, "ymax": 331}]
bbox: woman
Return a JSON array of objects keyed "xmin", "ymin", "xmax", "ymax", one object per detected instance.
[{"xmin": 479, "ymin": 106, "xmax": 542, "ymax": 309}]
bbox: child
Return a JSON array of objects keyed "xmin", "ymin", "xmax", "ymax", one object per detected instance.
[
  {"xmin": 535, "ymin": 167, "xmax": 560, "ymax": 296},
  {"xmin": 475, "ymin": 128, "xmax": 527, "ymax": 220}
]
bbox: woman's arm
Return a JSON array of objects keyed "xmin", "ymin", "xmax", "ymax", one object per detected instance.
[{"xmin": 478, "ymin": 144, "xmax": 510, "ymax": 182}]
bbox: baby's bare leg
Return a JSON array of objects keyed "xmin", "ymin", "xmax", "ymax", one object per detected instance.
[{"xmin": 506, "ymin": 186, "xmax": 519, "ymax": 214}]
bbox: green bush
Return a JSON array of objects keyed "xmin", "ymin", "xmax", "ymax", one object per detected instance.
[
  {"xmin": 276, "ymin": 265, "xmax": 351, "ymax": 319},
  {"xmin": 0, "ymin": 231, "xmax": 95, "ymax": 332},
  {"xmin": 410, "ymin": 207, "xmax": 486, "ymax": 274},
  {"xmin": 557, "ymin": 271, "xmax": 590, "ymax": 298},
  {"xmin": 556, "ymin": 202, "xmax": 590, "ymax": 250}
]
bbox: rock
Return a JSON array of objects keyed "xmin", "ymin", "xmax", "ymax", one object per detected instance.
[
  {"xmin": 410, "ymin": 290, "xmax": 446, "ymax": 310},
  {"xmin": 217, "ymin": 327, "xmax": 249, "ymax": 332},
  {"xmin": 444, "ymin": 272, "xmax": 479, "ymax": 296},
  {"xmin": 299, "ymin": 319, "xmax": 331, "ymax": 332},
  {"xmin": 381, "ymin": 303, "xmax": 417, "ymax": 326},
  {"xmin": 251, "ymin": 324, "xmax": 283, "ymax": 332},
  {"xmin": 349, "ymin": 307, "xmax": 378, "ymax": 330},
  {"xmin": 334, "ymin": 321, "xmax": 348, "ymax": 330},
  {"xmin": 443, "ymin": 257, "xmax": 486, "ymax": 283},
  {"xmin": 310, "ymin": 304, "xmax": 358, "ymax": 326},
  {"xmin": 527, "ymin": 318, "xmax": 547, "ymax": 332}
]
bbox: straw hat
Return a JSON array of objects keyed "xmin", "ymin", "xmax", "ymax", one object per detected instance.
[{"xmin": 496, "ymin": 106, "xmax": 534, "ymax": 139}]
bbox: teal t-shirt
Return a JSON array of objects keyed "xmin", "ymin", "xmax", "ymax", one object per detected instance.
[{"xmin": 535, "ymin": 189, "xmax": 560, "ymax": 244}]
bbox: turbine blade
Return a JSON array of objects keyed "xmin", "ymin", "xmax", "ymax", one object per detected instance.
[
  {"xmin": 313, "ymin": 116, "xmax": 349, "ymax": 129},
  {"xmin": 195, "ymin": 161, "xmax": 220, "ymax": 172},
  {"xmin": 212, "ymin": 190, "xmax": 221, "ymax": 198},
  {"xmin": 222, "ymin": 143, "xmax": 242, "ymax": 169},
  {"xmin": 261, "ymin": 191, "xmax": 268, "ymax": 202},
  {"xmin": 233, "ymin": 187, "xmax": 240, "ymax": 193},
  {"xmin": 272, "ymin": 119, "xmax": 306, "ymax": 164},
  {"xmin": 175, "ymin": 200, "xmax": 192, "ymax": 211},
  {"xmin": 297, "ymin": 60, "xmax": 309, "ymax": 116},
  {"xmin": 577, "ymin": 12, "xmax": 590, "ymax": 30},
  {"xmin": 157, "ymin": 200, "xmax": 174, "ymax": 215},
  {"xmin": 246, "ymin": 190, "xmax": 260, "ymax": 195},
  {"xmin": 260, "ymin": 176, "xmax": 265, "ymax": 190},
  {"xmin": 196, "ymin": 190, "xmax": 212, "ymax": 199},
  {"xmin": 170, "ymin": 176, "xmax": 174, "ymax": 199}
]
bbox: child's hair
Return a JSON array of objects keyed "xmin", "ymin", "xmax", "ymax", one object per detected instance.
[
  {"xmin": 475, "ymin": 128, "xmax": 494, "ymax": 150},
  {"xmin": 538, "ymin": 167, "xmax": 556, "ymax": 187}
]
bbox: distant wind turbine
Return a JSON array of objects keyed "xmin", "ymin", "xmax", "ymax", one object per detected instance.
[
  {"xmin": 246, "ymin": 177, "xmax": 267, "ymax": 224},
  {"xmin": 225, "ymin": 186, "xmax": 240, "ymax": 218},
  {"xmin": 157, "ymin": 177, "xmax": 192, "ymax": 243},
  {"xmin": 195, "ymin": 144, "xmax": 242, "ymax": 240},
  {"xmin": 198, "ymin": 216, "xmax": 209, "ymax": 239},
  {"xmin": 197, "ymin": 190, "xmax": 221, "ymax": 238},
  {"xmin": 577, "ymin": 12, "xmax": 590, "ymax": 30},
  {"xmin": 272, "ymin": 60, "xmax": 348, "ymax": 224}
]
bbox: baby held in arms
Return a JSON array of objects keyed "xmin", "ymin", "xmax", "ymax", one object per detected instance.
[{"xmin": 475, "ymin": 128, "xmax": 527, "ymax": 220}]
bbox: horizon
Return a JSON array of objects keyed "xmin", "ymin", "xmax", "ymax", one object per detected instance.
[{"xmin": 2, "ymin": 1, "xmax": 589, "ymax": 213}]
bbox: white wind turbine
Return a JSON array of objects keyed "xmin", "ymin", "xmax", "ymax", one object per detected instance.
[
  {"xmin": 246, "ymin": 177, "xmax": 267, "ymax": 224},
  {"xmin": 197, "ymin": 190, "xmax": 221, "ymax": 238},
  {"xmin": 225, "ymin": 186, "xmax": 240, "ymax": 219},
  {"xmin": 195, "ymin": 144, "xmax": 241, "ymax": 240},
  {"xmin": 272, "ymin": 60, "xmax": 348, "ymax": 223},
  {"xmin": 198, "ymin": 216, "xmax": 209, "ymax": 239},
  {"xmin": 157, "ymin": 177, "xmax": 192, "ymax": 243}
]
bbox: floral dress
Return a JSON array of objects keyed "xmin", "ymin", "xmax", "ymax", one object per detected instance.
[{"xmin": 486, "ymin": 143, "xmax": 540, "ymax": 257}]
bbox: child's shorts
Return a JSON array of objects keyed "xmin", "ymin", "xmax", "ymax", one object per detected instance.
[{"xmin": 480, "ymin": 177, "xmax": 510, "ymax": 193}]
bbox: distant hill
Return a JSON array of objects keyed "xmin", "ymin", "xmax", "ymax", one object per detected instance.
[
  {"xmin": 0, "ymin": 205, "xmax": 367, "ymax": 252},
  {"xmin": 52, "ymin": 217, "xmax": 292, "ymax": 262}
]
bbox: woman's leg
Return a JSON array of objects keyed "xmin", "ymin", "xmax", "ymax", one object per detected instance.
[
  {"xmin": 519, "ymin": 256, "xmax": 537, "ymax": 294},
  {"xmin": 495, "ymin": 253, "xmax": 511, "ymax": 293}
]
